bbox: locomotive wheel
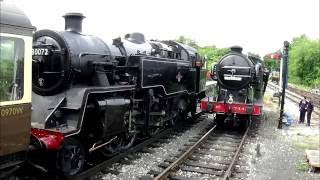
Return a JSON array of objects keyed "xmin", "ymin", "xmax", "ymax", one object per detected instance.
[
  {"xmin": 147, "ymin": 118, "xmax": 161, "ymax": 136},
  {"xmin": 58, "ymin": 138, "xmax": 85, "ymax": 176},
  {"xmin": 148, "ymin": 126, "xmax": 160, "ymax": 136},
  {"xmin": 215, "ymin": 114, "xmax": 226, "ymax": 129},
  {"xmin": 243, "ymin": 115, "xmax": 251, "ymax": 130},
  {"xmin": 121, "ymin": 131, "xmax": 137, "ymax": 151},
  {"xmin": 169, "ymin": 111, "xmax": 179, "ymax": 126},
  {"xmin": 169, "ymin": 116, "xmax": 178, "ymax": 126},
  {"xmin": 121, "ymin": 115, "xmax": 137, "ymax": 151}
]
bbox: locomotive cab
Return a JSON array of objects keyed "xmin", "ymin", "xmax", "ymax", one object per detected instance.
[{"xmin": 0, "ymin": 2, "xmax": 34, "ymax": 178}]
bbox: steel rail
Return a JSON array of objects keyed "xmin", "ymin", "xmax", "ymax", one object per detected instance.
[
  {"xmin": 154, "ymin": 124, "xmax": 217, "ymax": 180},
  {"xmin": 70, "ymin": 128, "xmax": 174, "ymax": 180},
  {"xmin": 221, "ymin": 126, "xmax": 249, "ymax": 180},
  {"xmin": 70, "ymin": 112, "xmax": 204, "ymax": 180}
]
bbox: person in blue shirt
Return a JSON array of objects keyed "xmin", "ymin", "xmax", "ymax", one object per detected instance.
[{"xmin": 283, "ymin": 112, "xmax": 293, "ymax": 126}]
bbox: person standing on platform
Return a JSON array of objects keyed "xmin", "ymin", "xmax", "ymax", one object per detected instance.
[
  {"xmin": 299, "ymin": 96, "xmax": 307, "ymax": 124},
  {"xmin": 306, "ymin": 99, "xmax": 314, "ymax": 126},
  {"xmin": 263, "ymin": 68, "xmax": 270, "ymax": 93}
]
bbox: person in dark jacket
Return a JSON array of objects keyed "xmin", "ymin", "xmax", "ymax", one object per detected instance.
[
  {"xmin": 263, "ymin": 68, "xmax": 270, "ymax": 93},
  {"xmin": 299, "ymin": 96, "xmax": 307, "ymax": 124},
  {"xmin": 306, "ymin": 99, "xmax": 314, "ymax": 126}
]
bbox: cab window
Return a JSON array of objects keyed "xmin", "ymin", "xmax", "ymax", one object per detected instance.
[{"xmin": 0, "ymin": 36, "xmax": 25, "ymax": 102}]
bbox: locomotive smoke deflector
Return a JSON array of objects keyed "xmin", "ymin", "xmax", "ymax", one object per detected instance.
[{"xmin": 63, "ymin": 12, "xmax": 85, "ymax": 33}]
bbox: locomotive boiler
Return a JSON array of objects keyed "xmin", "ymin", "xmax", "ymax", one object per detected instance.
[
  {"xmin": 201, "ymin": 46, "xmax": 267, "ymax": 128},
  {"xmin": 30, "ymin": 13, "xmax": 207, "ymax": 176}
]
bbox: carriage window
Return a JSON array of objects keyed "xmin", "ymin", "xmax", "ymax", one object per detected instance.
[{"xmin": 0, "ymin": 36, "xmax": 24, "ymax": 102}]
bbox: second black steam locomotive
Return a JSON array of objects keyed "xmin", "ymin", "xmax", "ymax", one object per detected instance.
[
  {"xmin": 30, "ymin": 13, "xmax": 207, "ymax": 175},
  {"xmin": 201, "ymin": 46, "xmax": 267, "ymax": 128}
]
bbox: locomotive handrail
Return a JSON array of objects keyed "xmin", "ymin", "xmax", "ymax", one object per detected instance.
[
  {"xmin": 78, "ymin": 52, "xmax": 112, "ymax": 57},
  {"xmin": 222, "ymin": 66, "xmax": 251, "ymax": 69}
]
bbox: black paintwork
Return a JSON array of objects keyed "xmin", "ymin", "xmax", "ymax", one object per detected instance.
[
  {"xmin": 214, "ymin": 47, "xmax": 265, "ymax": 107},
  {"xmin": 29, "ymin": 16, "xmax": 208, "ymax": 176},
  {"xmin": 127, "ymin": 56, "xmax": 195, "ymax": 95},
  {"xmin": 216, "ymin": 52, "xmax": 254, "ymax": 90},
  {"xmin": 31, "ymin": 85, "xmax": 135, "ymax": 134},
  {"xmin": 32, "ymin": 29, "xmax": 114, "ymax": 95},
  {"xmin": 28, "ymin": 13, "xmax": 208, "ymax": 176}
]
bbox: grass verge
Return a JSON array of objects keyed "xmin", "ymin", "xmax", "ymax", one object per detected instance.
[
  {"xmin": 292, "ymin": 135, "xmax": 320, "ymax": 150},
  {"xmin": 296, "ymin": 160, "xmax": 310, "ymax": 172}
]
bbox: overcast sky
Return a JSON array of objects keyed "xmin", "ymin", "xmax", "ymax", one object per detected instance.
[{"xmin": 9, "ymin": 0, "xmax": 320, "ymax": 55}]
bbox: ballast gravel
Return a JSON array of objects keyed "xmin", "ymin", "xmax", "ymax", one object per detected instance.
[
  {"xmin": 99, "ymin": 116, "xmax": 214, "ymax": 180},
  {"xmin": 241, "ymin": 89, "xmax": 320, "ymax": 180}
]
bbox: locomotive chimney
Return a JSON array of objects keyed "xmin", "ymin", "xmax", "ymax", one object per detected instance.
[
  {"xmin": 63, "ymin": 13, "xmax": 85, "ymax": 33},
  {"xmin": 230, "ymin": 45, "xmax": 243, "ymax": 53}
]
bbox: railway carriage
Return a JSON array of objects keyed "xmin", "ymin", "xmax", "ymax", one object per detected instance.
[{"xmin": 0, "ymin": 2, "xmax": 35, "ymax": 178}]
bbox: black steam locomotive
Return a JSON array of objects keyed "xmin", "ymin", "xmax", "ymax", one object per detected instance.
[
  {"xmin": 201, "ymin": 46, "xmax": 267, "ymax": 128},
  {"xmin": 30, "ymin": 13, "xmax": 207, "ymax": 175}
]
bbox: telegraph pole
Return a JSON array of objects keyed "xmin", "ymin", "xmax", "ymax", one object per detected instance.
[{"xmin": 278, "ymin": 41, "xmax": 290, "ymax": 129}]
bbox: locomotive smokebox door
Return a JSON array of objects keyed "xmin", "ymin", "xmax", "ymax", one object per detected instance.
[{"xmin": 216, "ymin": 46, "xmax": 254, "ymax": 90}]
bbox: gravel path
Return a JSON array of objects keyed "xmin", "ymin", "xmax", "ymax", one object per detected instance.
[
  {"xmin": 243, "ymin": 89, "xmax": 320, "ymax": 180},
  {"xmin": 99, "ymin": 115, "xmax": 214, "ymax": 180}
]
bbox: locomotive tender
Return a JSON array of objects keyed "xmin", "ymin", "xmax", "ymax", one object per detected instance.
[
  {"xmin": 0, "ymin": 2, "xmax": 34, "ymax": 178},
  {"xmin": 201, "ymin": 46, "xmax": 267, "ymax": 128},
  {"xmin": 30, "ymin": 13, "xmax": 207, "ymax": 175}
]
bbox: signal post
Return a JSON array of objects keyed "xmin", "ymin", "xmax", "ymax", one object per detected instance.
[{"xmin": 278, "ymin": 41, "xmax": 290, "ymax": 129}]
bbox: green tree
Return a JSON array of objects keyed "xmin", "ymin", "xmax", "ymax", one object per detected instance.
[
  {"xmin": 175, "ymin": 36, "xmax": 230, "ymax": 70},
  {"xmin": 176, "ymin": 36, "xmax": 200, "ymax": 49},
  {"xmin": 0, "ymin": 40, "xmax": 15, "ymax": 101},
  {"xmin": 288, "ymin": 35, "xmax": 320, "ymax": 87},
  {"xmin": 198, "ymin": 46, "xmax": 230, "ymax": 70}
]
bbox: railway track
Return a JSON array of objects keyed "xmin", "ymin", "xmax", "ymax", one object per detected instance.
[
  {"xmin": 21, "ymin": 113, "xmax": 206, "ymax": 180},
  {"xmin": 66, "ymin": 113, "xmax": 206, "ymax": 180},
  {"xmin": 147, "ymin": 125, "xmax": 250, "ymax": 180},
  {"xmin": 267, "ymin": 82, "xmax": 319, "ymax": 116}
]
